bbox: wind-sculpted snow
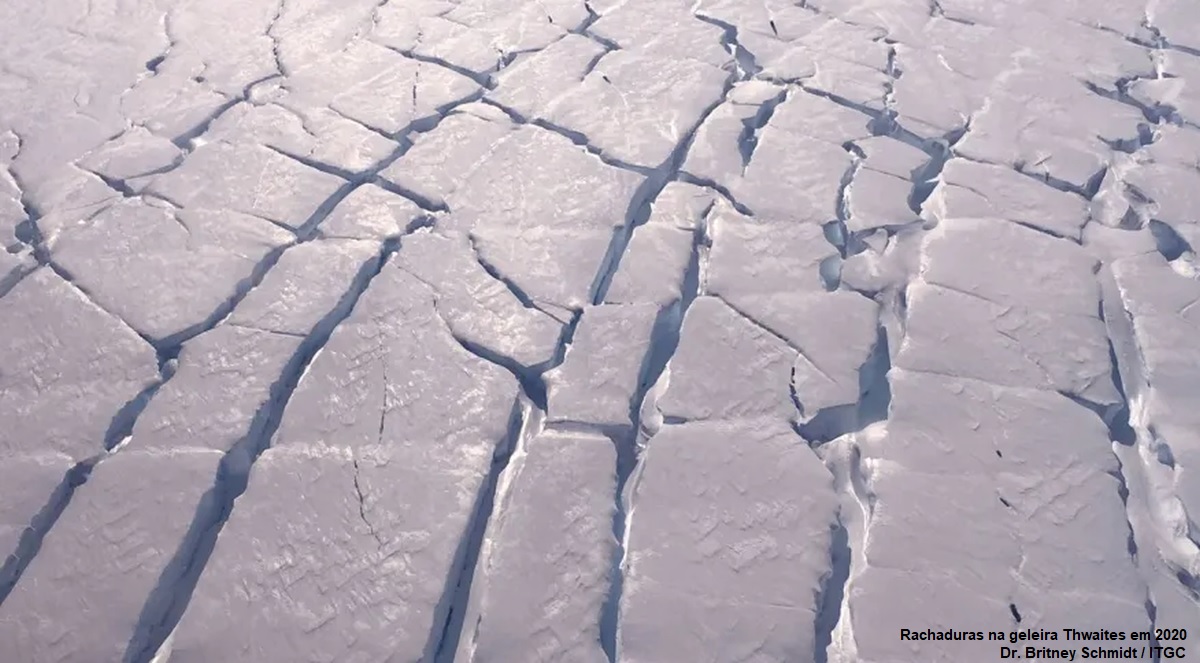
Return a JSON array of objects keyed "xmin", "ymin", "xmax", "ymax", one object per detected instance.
[{"xmin": 1, "ymin": 0, "xmax": 1199, "ymax": 661}]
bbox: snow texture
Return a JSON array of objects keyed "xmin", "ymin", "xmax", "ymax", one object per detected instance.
[{"xmin": 1, "ymin": 0, "xmax": 1198, "ymax": 661}]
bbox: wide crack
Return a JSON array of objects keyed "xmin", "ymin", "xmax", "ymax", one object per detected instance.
[
  {"xmin": 738, "ymin": 88, "xmax": 788, "ymax": 172},
  {"xmin": 1102, "ymin": 267, "xmax": 1200, "ymax": 603},
  {"xmin": 692, "ymin": 13, "xmax": 763, "ymax": 82},
  {"xmin": 125, "ymin": 236, "xmax": 405, "ymax": 663},
  {"xmin": 597, "ymin": 200, "xmax": 714, "ymax": 662}
]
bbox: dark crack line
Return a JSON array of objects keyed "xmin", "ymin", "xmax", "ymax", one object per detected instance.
[
  {"xmin": 2, "ymin": 85, "xmax": 476, "ymax": 637},
  {"xmin": 1082, "ymin": 79, "xmax": 1177, "ymax": 127},
  {"xmin": 947, "ymin": 150, "xmax": 1098, "ymax": 206},
  {"xmin": 796, "ymin": 325, "xmax": 892, "ymax": 445},
  {"xmin": 443, "ymin": 82, "xmax": 732, "ymax": 657},
  {"xmin": 351, "ymin": 457, "xmax": 385, "ymax": 547},
  {"xmin": 692, "ymin": 13, "xmax": 763, "ymax": 82},
  {"xmin": 323, "ymin": 103, "xmax": 396, "ymax": 142},
  {"xmin": 410, "ymin": 272, "xmax": 559, "ymax": 411},
  {"xmin": 828, "ymin": 142, "xmax": 863, "ymax": 259},
  {"xmin": 168, "ymin": 74, "xmax": 281, "ymax": 152},
  {"xmin": 1102, "ymin": 268, "xmax": 1200, "ymax": 601},
  {"xmin": 675, "ymin": 170, "xmax": 755, "ymax": 216},
  {"xmin": 373, "ymin": 41, "xmax": 493, "ymax": 89},
  {"xmin": 908, "ymin": 120, "xmax": 970, "ymax": 216},
  {"xmin": 19, "ymin": 251, "xmax": 164, "ymax": 366},
  {"xmin": 155, "ymin": 93, "xmax": 477, "ymax": 355},
  {"xmin": 417, "ymin": 292, "xmax": 585, "ymax": 662},
  {"xmin": 0, "ymin": 259, "xmax": 35, "ymax": 299},
  {"xmin": 927, "ymin": 0, "xmax": 977, "ymax": 26},
  {"xmin": 599, "ymin": 201, "xmax": 714, "ymax": 663},
  {"xmin": 123, "ymin": 237, "xmax": 403, "ymax": 663},
  {"xmin": 569, "ymin": 1, "xmax": 621, "ymax": 52},
  {"xmin": 475, "ymin": 97, "xmax": 653, "ymax": 176},
  {"xmin": 465, "ymin": 231, "xmax": 567, "ymax": 323},
  {"xmin": 144, "ymin": 11, "xmax": 176, "ymax": 77},
  {"xmin": 588, "ymin": 70, "xmax": 740, "ymax": 306},
  {"xmin": 267, "ymin": 0, "xmax": 289, "ymax": 78},
  {"xmin": 0, "ymin": 351, "xmax": 176, "ymax": 605},
  {"xmin": 813, "ymin": 515, "xmax": 850, "ymax": 663},
  {"xmin": 738, "ymin": 88, "xmax": 788, "ymax": 172},
  {"xmin": 711, "ymin": 292, "xmax": 836, "ymax": 383},
  {"xmin": 1073, "ymin": 304, "xmax": 1160, "ymax": 638},
  {"xmin": 428, "ymin": 399, "xmax": 527, "ymax": 663},
  {"xmin": 262, "ymin": 144, "xmax": 359, "ymax": 182},
  {"xmin": 0, "ymin": 462, "xmax": 94, "ymax": 607},
  {"xmin": 796, "ymin": 83, "xmax": 931, "ymax": 151}
]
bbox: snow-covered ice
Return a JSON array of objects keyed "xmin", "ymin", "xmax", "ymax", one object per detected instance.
[{"xmin": 2, "ymin": 0, "xmax": 1199, "ymax": 660}]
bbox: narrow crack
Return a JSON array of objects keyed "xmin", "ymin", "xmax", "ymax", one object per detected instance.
[
  {"xmin": 796, "ymin": 330, "xmax": 892, "ymax": 662},
  {"xmin": 1056, "ymin": 296, "xmax": 1154, "ymax": 626},
  {"xmin": 674, "ymin": 170, "xmax": 755, "ymax": 216},
  {"xmin": 410, "ymin": 273, "xmax": 559, "ymax": 411},
  {"xmin": 814, "ymin": 511, "xmax": 851, "ymax": 663},
  {"xmin": 1083, "ymin": 78, "xmax": 1176, "ymax": 126},
  {"xmin": 796, "ymin": 84, "xmax": 930, "ymax": 151},
  {"xmin": 144, "ymin": 11, "xmax": 175, "ymax": 77},
  {"xmin": 0, "ymin": 345, "xmax": 177, "ymax": 605},
  {"xmin": 374, "ymin": 41, "xmax": 493, "ymax": 89},
  {"xmin": 797, "ymin": 325, "xmax": 892, "ymax": 444},
  {"xmin": 267, "ymin": 0, "xmax": 289, "ymax": 79},
  {"xmin": 350, "ymin": 457, "xmax": 384, "ymax": 547},
  {"xmin": 828, "ymin": 142, "xmax": 864, "ymax": 259},
  {"xmin": 477, "ymin": 96, "xmax": 652, "ymax": 176},
  {"xmin": 927, "ymin": 0, "xmax": 977, "ymax": 26},
  {"xmin": 324, "ymin": 103, "xmax": 396, "ymax": 142},
  {"xmin": 465, "ymin": 231, "xmax": 568, "ymax": 323},
  {"xmin": 947, "ymin": 151, "xmax": 1099, "ymax": 209},
  {"xmin": 440, "ymin": 397, "xmax": 542, "ymax": 663},
  {"xmin": 0, "ymin": 260, "xmax": 36, "ymax": 299},
  {"xmin": 712, "ymin": 292, "xmax": 836, "ymax": 384},
  {"xmin": 261, "ymin": 144, "xmax": 359, "ymax": 182},
  {"xmin": 815, "ymin": 437, "xmax": 875, "ymax": 663},
  {"xmin": 581, "ymin": 47, "xmax": 613, "ymax": 80}
]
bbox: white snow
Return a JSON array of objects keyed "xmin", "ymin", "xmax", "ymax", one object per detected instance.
[{"xmin": 2, "ymin": 0, "xmax": 1199, "ymax": 659}]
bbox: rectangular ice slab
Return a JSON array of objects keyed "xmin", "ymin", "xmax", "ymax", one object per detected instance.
[
  {"xmin": 48, "ymin": 201, "xmax": 293, "ymax": 343},
  {"xmin": 619, "ymin": 420, "xmax": 837, "ymax": 663},
  {"xmin": 546, "ymin": 303, "xmax": 660, "ymax": 431},
  {"xmin": 145, "ymin": 141, "xmax": 346, "ymax": 232},
  {"xmin": 850, "ymin": 368, "xmax": 1151, "ymax": 662},
  {"xmin": 460, "ymin": 431, "xmax": 616, "ymax": 663},
  {"xmin": 164, "ymin": 444, "xmax": 491, "ymax": 663}
]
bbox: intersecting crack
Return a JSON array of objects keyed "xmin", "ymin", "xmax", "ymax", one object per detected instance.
[
  {"xmin": 123, "ymin": 236, "xmax": 405, "ymax": 663},
  {"xmin": 692, "ymin": 13, "xmax": 763, "ymax": 82},
  {"xmin": 7, "ymin": 2, "xmax": 1200, "ymax": 660}
]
